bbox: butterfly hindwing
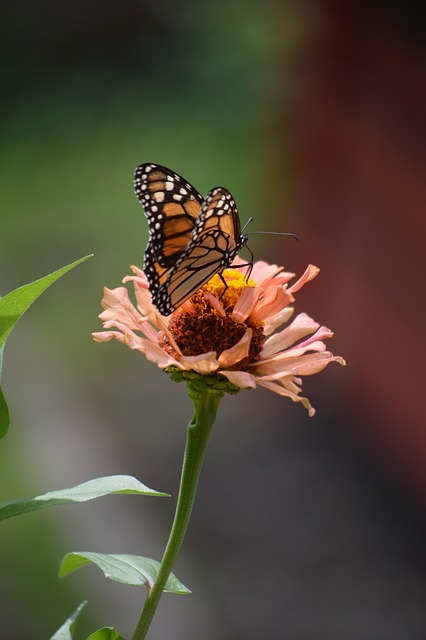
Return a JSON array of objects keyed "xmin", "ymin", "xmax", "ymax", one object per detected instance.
[{"xmin": 163, "ymin": 187, "xmax": 245, "ymax": 312}]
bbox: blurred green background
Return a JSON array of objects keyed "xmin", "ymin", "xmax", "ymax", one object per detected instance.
[{"xmin": 1, "ymin": 2, "xmax": 425, "ymax": 639}]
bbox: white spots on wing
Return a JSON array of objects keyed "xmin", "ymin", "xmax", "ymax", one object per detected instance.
[{"xmin": 153, "ymin": 191, "xmax": 165, "ymax": 203}]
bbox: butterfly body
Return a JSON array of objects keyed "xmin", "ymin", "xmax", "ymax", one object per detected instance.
[{"xmin": 134, "ymin": 163, "xmax": 248, "ymax": 315}]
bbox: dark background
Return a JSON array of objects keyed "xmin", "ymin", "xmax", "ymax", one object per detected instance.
[{"xmin": 1, "ymin": 2, "xmax": 425, "ymax": 638}]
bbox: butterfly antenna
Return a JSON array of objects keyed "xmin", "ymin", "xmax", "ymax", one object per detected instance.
[
  {"xmin": 247, "ymin": 231, "xmax": 299, "ymax": 241},
  {"xmin": 241, "ymin": 217, "xmax": 254, "ymax": 233},
  {"xmin": 242, "ymin": 218, "xmax": 298, "ymax": 241}
]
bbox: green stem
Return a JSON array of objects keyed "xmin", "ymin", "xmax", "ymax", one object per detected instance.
[{"xmin": 131, "ymin": 384, "xmax": 224, "ymax": 640}]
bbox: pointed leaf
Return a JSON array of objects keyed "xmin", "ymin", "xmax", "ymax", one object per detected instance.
[
  {"xmin": 0, "ymin": 255, "xmax": 93, "ymax": 348},
  {"xmin": 59, "ymin": 552, "xmax": 191, "ymax": 594},
  {"xmin": 49, "ymin": 601, "xmax": 87, "ymax": 640},
  {"xmin": 85, "ymin": 628, "xmax": 126, "ymax": 640},
  {"xmin": 0, "ymin": 475, "xmax": 168, "ymax": 521},
  {"xmin": 0, "ymin": 255, "xmax": 92, "ymax": 438}
]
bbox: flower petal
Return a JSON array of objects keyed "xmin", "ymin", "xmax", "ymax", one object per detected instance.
[
  {"xmin": 99, "ymin": 287, "xmax": 142, "ymax": 329},
  {"xmin": 256, "ymin": 350, "xmax": 345, "ymax": 378},
  {"xmin": 236, "ymin": 259, "xmax": 294, "ymax": 287},
  {"xmin": 261, "ymin": 313, "xmax": 320, "ymax": 358},
  {"xmin": 92, "ymin": 330, "xmax": 125, "ymax": 343},
  {"xmin": 203, "ymin": 291, "xmax": 226, "ymax": 316},
  {"xmin": 220, "ymin": 370, "xmax": 256, "ymax": 389},
  {"xmin": 218, "ymin": 328, "xmax": 252, "ymax": 367},
  {"xmin": 287, "ymin": 264, "xmax": 319, "ymax": 294},
  {"xmin": 181, "ymin": 351, "xmax": 220, "ymax": 375},
  {"xmin": 248, "ymin": 260, "xmax": 285, "ymax": 283},
  {"xmin": 262, "ymin": 305, "xmax": 295, "ymax": 336},
  {"xmin": 249, "ymin": 286, "xmax": 294, "ymax": 323},
  {"xmin": 231, "ymin": 287, "xmax": 261, "ymax": 323},
  {"xmin": 255, "ymin": 378, "xmax": 316, "ymax": 417}
]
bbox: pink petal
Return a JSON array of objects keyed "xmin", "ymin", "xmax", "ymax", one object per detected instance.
[
  {"xmin": 248, "ymin": 260, "xmax": 284, "ymax": 283},
  {"xmin": 231, "ymin": 257, "xmax": 292, "ymax": 287},
  {"xmin": 231, "ymin": 287, "xmax": 261, "ymax": 323},
  {"xmin": 295, "ymin": 325, "xmax": 335, "ymax": 351},
  {"xmin": 128, "ymin": 280, "xmax": 155, "ymax": 317},
  {"xmin": 100, "ymin": 287, "xmax": 142, "ymax": 329},
  {"xmin": 220, "ymin": 370, "xmax": 256, "ymax": 389},
  {"xmin": 100, "ymin": 286, "xmax": 159, "ymax": 346},
  {"xmin": 203, "ymin": 291, "xmax": 226, "ymax": 316},
  {"xmin": 182, "ymin": 351, "xmax": 220, "ymax": 375},
  {"xmin": 257, "ymin": 342, "xmax": 329, "ymax": 368},
  {"xmin": 123, "ymin": 275, "xmax": 165, "ymax": 322},
  {"xmin": 294, "ymin": 353, "xmax": 346, "ymax": 375},
  {"xmin": 262, "ymin": 306, "xmax": 295, "ymax": 336},
  {"xmin": 255, "ymin": 378, "xmax": 316, "ymax": 417},
  {"xmin": 287, "ymin": 264, "xmax": 319, "ymax": 294},
  {"xmin": 256, "ymin": 350, "xmax": 345, "ymax": 377},
  {"xmin": 129, "ymin": 264, "xmax": 148, "ymax": 281},
  {"xmin": 156, "ymin": 329, "xmax": 184, "ymax": 358},
  {"xmin": 92, "ymin": 330, "xmax": 125, "ymax": 343},
  {"xmin": 124, "ymin": 332, "xmax": 181, "ymax": 368},
  {"xmin": 218, "ymin": 329, "xmax": 252, "ymax": 367},
  {"xmin": 261, "ymin": 313, "xmax": 320, "ymax": 358},
  {"xmin": 94, "ymin": 320, "xmax": 180, "ymax": 369},
  {"xmin": 250, "ymin": 286, "xmax": 294, "ymax": 323}
]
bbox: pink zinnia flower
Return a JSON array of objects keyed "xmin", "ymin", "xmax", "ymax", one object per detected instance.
[{"xmin": 92, "ymin": 260, "xmax": 345, "ymax": 416}]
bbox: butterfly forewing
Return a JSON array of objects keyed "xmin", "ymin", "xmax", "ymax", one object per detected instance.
[
  {"xmin": 134, "ymin": 163, "xmax": 202, "ymax": 267},
  {"xmin": 163, "ymin": 187, "xmax": 246, "ymax": 312}
]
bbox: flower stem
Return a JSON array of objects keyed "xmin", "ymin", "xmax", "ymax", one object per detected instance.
[{"xmin": 131, "ymin": 384, "xmax": 224, "ymax": 640}]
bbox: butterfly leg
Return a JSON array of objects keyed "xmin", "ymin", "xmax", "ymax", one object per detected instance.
[
  {"xmin": 218, "ymin": 271, "xmax": 229, "ymax": 300},
  {"xmin": 236, "ymin": 244, "xmax": 254, "ymax": 282}
]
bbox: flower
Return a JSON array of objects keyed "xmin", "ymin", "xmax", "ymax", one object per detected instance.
[{"xmin": 92, "ymin": 260, "xmax": 345, "ymax": 416}]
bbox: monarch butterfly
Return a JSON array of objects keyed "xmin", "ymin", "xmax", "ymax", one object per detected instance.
[{"xmin": 134, "ymin": 163, "xmax": 250, "ymax": 315}]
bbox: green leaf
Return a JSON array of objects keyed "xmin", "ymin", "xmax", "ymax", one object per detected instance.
[
  {"xmin": 85, "ymin": 628, "xmax": 126, "ymax": 640},
  {"xmin": 59, "ymin": 552, "xmax": 191, "ymax": 594},
  {"xmin": 0, "ymin": 379, "xmax": 9, "ymax": 440},
  {"xmin": 0, "ymin": 475, "xmax": 169, "ymax": 522},
  {"xmin": 0, "ymin": 343, "xmax": 9, "ymax": 438},
  {"xmin": 0, "ymin": 255, "xmax": 93, "ymax": 438},
  {"xmin": 0, "ymin": 254, "xmax": 93, "ymax": 348},
  {"xmin": 49, "ymin": 601, "xmax": 87, "ymax": 640}
]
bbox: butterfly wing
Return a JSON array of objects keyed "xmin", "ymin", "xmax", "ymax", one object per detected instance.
[
  {"xmin": 134, "ymin": 163, "xmax": 204, "ymax": 307},
  {"xmin": 134, "ymin": 163, "xmax": 203, "ymax": 263},
  {"xmin": 161, "ymin": 187, "xmax": 246, "ymax": 314}
]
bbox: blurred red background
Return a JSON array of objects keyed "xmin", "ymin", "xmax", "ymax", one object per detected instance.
[{"xmin": 287, "ymin": 1, "xmax": 426, "ymax": 507}]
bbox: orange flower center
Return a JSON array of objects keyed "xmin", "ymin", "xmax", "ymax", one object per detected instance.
[
  {"xmin": 161, "ymin": 269, "xmax": 264, "ymax": 369},
  {"xmin": 203, "ymin": 269, "xmax": 257, "ymax": 310}
]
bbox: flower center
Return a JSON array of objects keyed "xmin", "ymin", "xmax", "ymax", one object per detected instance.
[
  {"xmin": 203, "ymin": 269, "xmax": 257, "ymax": 310},
  {"xmin": 160, "ymin": 269, "xmax": 264, "ymax": 369}
]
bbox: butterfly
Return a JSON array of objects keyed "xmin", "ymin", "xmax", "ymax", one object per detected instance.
[{"xmin": 134, "ymin": 163, "xmax": 250, "ymax": 315}]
